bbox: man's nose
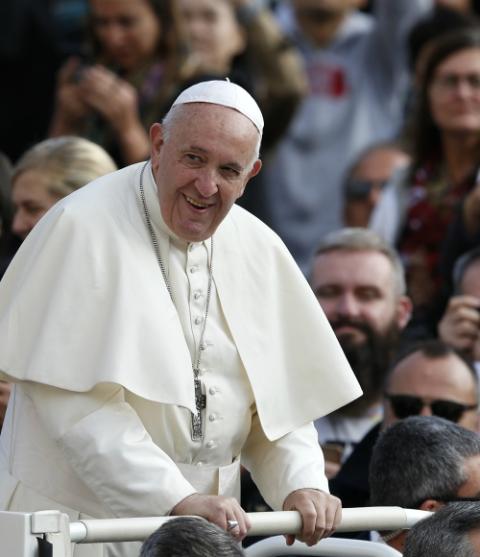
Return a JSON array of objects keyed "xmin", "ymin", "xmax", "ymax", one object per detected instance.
[
  {"xmin": 336, "ymin": 292, "xmax": 361, "ymax": 317},
  {"xmin": 419, "ymin": 404, "xmax": 433, "ymax": 417},
  {"xmin": 195, "ymin": 169, "xmax": 218, "ymax": 198},
  {"xmin": 183, "ymin": 17, "xmax": 208, "ymax": 42},
  {"xmin": 11, "ymin": 210, "xmax": 29, "ymax": 240}
]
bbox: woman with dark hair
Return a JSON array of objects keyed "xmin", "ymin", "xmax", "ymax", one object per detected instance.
[
  {"xmin": 370, "ymin": 27, "xmax": 480, "ymax": 328},
  {"xmin": 49, "ymin": 0, "xmax": 183, "ymax": 166}
]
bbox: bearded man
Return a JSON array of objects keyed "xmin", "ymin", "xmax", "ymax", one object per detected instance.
[{"xmin": 310, "ymin": 227, "xmax": 412, "ymax": 478}]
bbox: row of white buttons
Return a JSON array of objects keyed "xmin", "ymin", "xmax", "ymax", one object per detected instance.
[
  {"xmin": 196, "ymin": 439, "xmax": 218, "ymax": 465},
  {"xmin": 187, "ymin": 241, "xmax": 217, "ymax": 464}
]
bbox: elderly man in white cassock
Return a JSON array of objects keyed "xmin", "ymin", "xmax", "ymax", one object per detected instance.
[{"xmin": 0, "ymin": 80, "xmax": 361, "ymax": 556}]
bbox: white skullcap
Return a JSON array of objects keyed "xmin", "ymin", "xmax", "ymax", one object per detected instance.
[{"xmin": 171, "ymin": 80, "xmax": 264, "ymax": 134}]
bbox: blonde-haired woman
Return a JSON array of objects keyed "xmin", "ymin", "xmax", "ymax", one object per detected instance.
[
  {"xmin": 0, "ymin": 136, "xmax": 116, "ymax": 430},
  {"xmin": 11, "ymin": 136, "xmax": 116, "ymax": 240}
]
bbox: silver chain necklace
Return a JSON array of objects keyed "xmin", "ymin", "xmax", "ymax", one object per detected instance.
[{"xmin": 139, "ymin": 161, "xmax": 214, "ymax": 441}]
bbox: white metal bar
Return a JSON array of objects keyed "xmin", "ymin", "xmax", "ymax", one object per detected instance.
[{"xmin": 69, "ymin": 507, "xmax": 431, "ymax": 544}]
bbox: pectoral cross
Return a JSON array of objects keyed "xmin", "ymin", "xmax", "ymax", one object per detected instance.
[{"xmin": 191, "ymin": 374, "xmax": 207, "ymax": 441}]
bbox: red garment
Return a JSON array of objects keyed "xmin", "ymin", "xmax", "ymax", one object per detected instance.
[{"xmin": 398, "ymin": 162, "xmax": 474, "ymax": 307}]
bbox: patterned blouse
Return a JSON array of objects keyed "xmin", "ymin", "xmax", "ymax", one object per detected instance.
[{"xmin": 398, "ymin": 160, "xmax": 476, "ymax": 309}]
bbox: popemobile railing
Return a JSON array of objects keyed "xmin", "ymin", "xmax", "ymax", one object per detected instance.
[{"xmin": 1, "ymin": 507, "xmax": 431, "ymax": 557}]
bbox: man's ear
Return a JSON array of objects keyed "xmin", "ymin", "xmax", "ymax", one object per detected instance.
[
  {"xmin": 419, "ymin": 499, "xmax": 444, "ymax": 512},
  {"xmin": 150, "ymin": 123, "xmax": 164, "ymax": 172},
  {"xmin": 239, "ymin": 159, "xmax": 262, "ymax": 197},
  {"xmin": 475, "ymin": 411, "xmax": 480, "ymax": 434},
  {"xmin": 396, "ymin": 295, "xmax": 413, "ymax": 329},
  {"xmin": 249, "ymin": 159, "xmax": 262, "ymax": 179}
]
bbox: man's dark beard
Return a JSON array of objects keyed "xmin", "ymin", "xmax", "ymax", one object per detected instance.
[{"xmin": 331, "ymin": 318, "xmax": 400, "ymax": 417}]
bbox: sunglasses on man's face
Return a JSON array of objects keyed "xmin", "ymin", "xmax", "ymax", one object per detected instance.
[{"xmin": 384, "ymin": 393, "xmax": 478, "ymax": 423}]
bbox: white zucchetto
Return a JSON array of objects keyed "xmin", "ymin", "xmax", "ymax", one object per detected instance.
[{"xmin": 172, "ymin": 80, "xmax": 264, "ymax": 134}]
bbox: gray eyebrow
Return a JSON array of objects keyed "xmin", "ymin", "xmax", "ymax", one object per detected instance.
[{"xmin": 183, "ymin": 145, "xmax": 246, "ymax": 173}]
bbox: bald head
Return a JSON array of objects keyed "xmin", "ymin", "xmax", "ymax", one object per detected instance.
[{"xmin": 384, "ymin": 343, "xmax": 478, "ymax": 431}]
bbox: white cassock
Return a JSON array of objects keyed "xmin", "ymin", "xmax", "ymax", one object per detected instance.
[{"xmin": 0, "ymin": 163, "xmax": 361, "ymax": 556}]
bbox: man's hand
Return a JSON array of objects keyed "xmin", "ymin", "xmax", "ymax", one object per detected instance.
[
  {"xmin": 171, "ymin": 493, "xmax": 250, "ymax": 540},
  {"xmin": 438, "ymin": 295, "xmax": 480, "ymax": 356},
  {"xmin": 282, "ymin": 489, "xmax": 341, "ymax": 546}
]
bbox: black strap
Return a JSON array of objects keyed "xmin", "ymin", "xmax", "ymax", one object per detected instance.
[{"xmin": 37, "ymin": 537, "xmax": 53, "ymax": 557}]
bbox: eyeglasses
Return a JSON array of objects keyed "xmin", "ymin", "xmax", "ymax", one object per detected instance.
[
  {"xmin": 384, "ymin": 393, "xmax": 478, "ymax": 423},
  {"xmin": 344, "ymin": 179, "xmax": 388, "ymax": 200},
  {"xmin": 432, "ymin": 73, "xmax": 480, "ymax": 93}
]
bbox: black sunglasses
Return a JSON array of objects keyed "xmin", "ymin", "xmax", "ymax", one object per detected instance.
[
  {"xmin": 384, "ymin": 393, "xmax": 478, "ymax": 423},
  {"xmin": 344, "ymin": 179, "xmax": 387, "ymax": 200}
]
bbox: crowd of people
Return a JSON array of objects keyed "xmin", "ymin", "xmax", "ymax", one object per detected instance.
[{"xmin": 2, "ymin": 0, "xmax": 480, "ymax": 556}]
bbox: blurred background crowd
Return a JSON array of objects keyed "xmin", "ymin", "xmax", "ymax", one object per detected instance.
[{"xmin": 3, "ymin": 0, "xmax": 480, "ymax": 547}]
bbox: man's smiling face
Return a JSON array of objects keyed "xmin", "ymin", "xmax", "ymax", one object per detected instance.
[{"xmin": 150, "ymin": 103, "xmax": 261, "ymax": 242}]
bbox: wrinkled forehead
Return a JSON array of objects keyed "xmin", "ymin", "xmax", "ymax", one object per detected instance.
[
  {"xmin": 161, "ymin": 103, "xmax": 261, "ymax": 170},
  {"xmin": 177, "ymin": 0, "xmax": 233, "ymax": 13},
  {"xmin": 389, "ymin": 351, "xmax": 476, "ymax": 391},
  {"xmin": 312, "ymin": 249, "xmax": 404, "ymax": 304},
  {"xmin": 168, "ymin": 103, "xmax": 261, "ymax": 152},
  {"xmin": 432, "ymin": 47, "xmax": 480, "ymax": 79},
  {"xmin": 352, "ymin": 148, "xmax": 410, "ymax": 180},
  {"xmin": 314, "ymin": 248, "xmax": 395, "ymax": 279}
]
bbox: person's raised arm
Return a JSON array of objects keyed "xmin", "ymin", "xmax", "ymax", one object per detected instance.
[{"xmin": 368, "ymin": 0, "xmax": 433, "ymax": 87}]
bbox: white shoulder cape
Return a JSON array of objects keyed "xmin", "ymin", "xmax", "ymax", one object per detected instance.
[{"xmin": 0, "ymin": 163, "xmax": 361, "ymax": 440}]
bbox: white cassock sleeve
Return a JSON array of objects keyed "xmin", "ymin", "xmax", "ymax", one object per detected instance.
[
  {"xmin": 21, "ymin": 382, "xmax": 197, "ymax": 517},
  {"xmin": 241, "ymin": 412, "xmax": 329, "ymax": 511}
]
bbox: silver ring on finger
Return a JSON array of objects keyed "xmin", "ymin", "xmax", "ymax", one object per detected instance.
[{"xmin": 227, "ymin": 519, "xmax": 239, "ymax": 531}]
